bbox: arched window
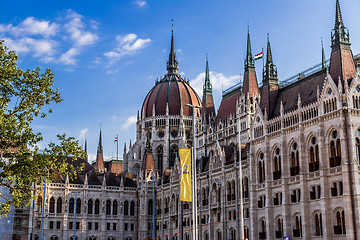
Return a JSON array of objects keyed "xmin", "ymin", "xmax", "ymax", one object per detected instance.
[
  {"xmin": 244, "ymin": 226, "xmax": 250, "ymax": 239},
  {"xmin": 314, "ymin": 212, "xmax": 323, "ymax": 236},
  {"xmin": 294, "ymin": 215, "xmax": 302, "ymax": 237},
  {"xmin": 243, "ymin": 177, "xmax": 249, "ymax": 198},
  {"xmin": 50, "ymin": 236, "xmax": 59, "ymax": 240},
  {"xmin": 49, "ymin": 197, "xmax": 55, "ymax": 213},
  {"xmin": 76, "ymin": 199, "xmax": 81, "ymax": 214},
  {"xmin": 170, "ymin": 145, "xmax": 179, "ymax": 167},
  {"xmin": 231, "ymin": 180, "xmax": 236, "ymax": 200},
  {"xmin": 36, "ymin": 197, "xmax": 42, "ymax": 212},
  {"xmin": 89, "ymin": 237, "xmax": 97, "ymax": 240},
  {"xmin": 70, "ymin": 237, "xmax": 78, "ymax": 240},
  {"xmin": 216, "ymin": 230, "xmax": 222, "ymax": 240},
  {"xmin": 259, "ymin": 219, "xmax": 266, "ymax": 239},
  {"xmin": 309, "ymin": 137, "xmax": 319, "ymax": 172},
  {"xmin": 157, "ymin": 146, "xmax": 163, "ymax": 176},
  {"xmin": 203, "ymin": 231, "xmax": 209, "ymax": 240},
  {"xmin": 148, "ymin": 199, "xmax": 153, "ymax": 215},
  {"xmin": 95, "ymin": 199, "xmax": 100, "ymax": 214},
  {"xmin": 227, "ymin": 181, "xmax": 231, "ymax": 201},
  {"xmin": 124, "ymin": 201, "xmax": 129, "ymax": 216},
  {"xmin": 113, "ymin": 200, "xmax": 118, "ymax": 215},
  {"xmin": 273, "ymin": 147, "xmax": 281, "ymax": 180},
  {"xmin": 130, "ymin": 201, "xmax": 135, "ymax": 216},
  {"xmin": 185, "ymin": 233, "xmax": 190, "ymax": 240},
  {"xmin": 229, "ymin": 228, "xmax": 236, "ymax": 240},
  {"xmin": 107, "ymin": 237, "xmax": 115, "ymax": 240},
  {"xmin": 69, "ymin": 198, "xmax": 74, "ymax": 214},
  {"xmin": 88, "ymin": 199, "xmax": 93, "ymax": 215},
  {"xmin": 334, "ymin": 209, "xmax": 346, "ymax": 235},
  {"xmin": 258, "ymin": 152, "xmax": 265, "ymax": 183},
  {"xmin": 56, "ymin": 198, "xmax": 62, "ymax": 213},
  {"xmin": 356, "ymin": 132, "xmax": 360, "ymax": 164},
  {"xmin": 34, "ymin": 235, "xmax": 39, "ymax": 240},
  {"xmin": 330, "ymin": 130, "xmax": 341, "ymax": 167},
  {"xmin": 106, "ymin": 200, "xmax": 111, "ymax": 215},
  {"xmin": 276, "ymin": 217, "xmax": 283, "ymax": 238},
  {"xmin": 290, "ymin": 142, "xmax": 300, "ymax": 176}
]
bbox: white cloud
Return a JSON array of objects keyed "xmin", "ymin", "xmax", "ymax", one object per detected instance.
[
  {"xmin": 121, "ymin": 115, "xmax": 137, "ymax": 130},
  {"xmin": 59, "ymin": 47, "xmax": 80, "ymax": 65},
  {"xmin": 64, "ymin": 10, "xmax": 98, "ymax": 47},
  {"xmin": 190, "ymin": 72, "xmax": 241, "ymax": 99},
  {"xmin": 104, "ymin": 33, "xmax": 151, "ymax": 62},
  {"xmin": 79, "ymin": 128, "xmax": 88, "ymax": 140},
  {"xmin": 3, "ymin": 37, "xmax": 56, "ymax": 57},
  {"xmin": 0, "ymin": 17, "xmax": 58, "ymax": 37},
  {"xmin": 134, "ymin": 0, "xmax": 147, "ymax": 7}
]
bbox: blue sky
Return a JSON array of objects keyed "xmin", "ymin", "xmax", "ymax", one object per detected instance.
[{"xmin": 1, "ymin": 0, "xmax": 359, "ymax": 163}]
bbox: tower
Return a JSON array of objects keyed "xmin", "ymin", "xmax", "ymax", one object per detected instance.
[
  {"xmin": 201, "ymin": 55, "xmax": 215, "ymax": 123},
  {"xmin": 94, "ymin": 129, "xmax": 105, "ymax": 173}
]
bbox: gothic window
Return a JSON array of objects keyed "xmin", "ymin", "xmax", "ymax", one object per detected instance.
[
  {"xmin": 294, "ymin": 215, "xmax": 302, "ymax": 237},
  {"xmin": 157, "ymin": 146, "xmax": 164, "ymax": 176},
  {"xmin": 258, "ymin": 152, "xmax": 265, "ymax": 183},
  {"xmin": 89, "ymin": 237, "xmax": 97, "ymax": 240},
  {"xmin": 49, "ymin": 197, "xmax": 55, "ymax": 213},
  {"xmin": 133, "ymin": 163, "xmax": 140, "ymax": 178},
  {"xmin": 244, "ymin": 226, "xmax": 250, "ymax": 239},
  {"xmin": 76, "ymin": 199, "xmax": 81, "ymax": 214},
  {"xmin": 273, "ymin": 147, "xmax": 281, "ymax": 180},
  {"xmin": 124, "ymin": 201, "xmax": 129, "ymax": 216},
  {"xmin": 69, "ymin": 198, "xmax": 74, "ymax": 214},
  {"xmin": 106, "ymin": 200, "xmax": 111, "ymax": 215},
  {"xmin": 148, "ymin": 199, "xmax": 153, "ymax": 215},
  {"xmin": 50, "ymin": 236, "xmax": 59, "ymax": 240},
  {"xmin": 185, "ymin": 233, "xmax": 190, "ymax": 240},
  {"xmin": 227, "ymin": 181, "xmax": 231, "ymax": 201},
  {"xmin": 107, "ymin": 237, "xmax": 115, "ymax": 240},
  {"xmin": 36, "ymin": 197, "xmax": 42, "ymax": 212},
  {"xmin": 314, "ymin": 212, "xmax": 323, "ymax": 236},
  {"xmin": 229, "ymin": 228, "xmax": 236, "ymax": 240},
  {"xmin": 356, "ymin": 130, "xmax": 360, "ymax": 164},
  {"xmin": 170, "ymin": 145, "xmax": 179, "ymax": 167},
  {"xmin": 130, "ymin": 201, "xmax": 135, "ymax": 216},
  {"xmin": 113, "ymin": 200, "xmax": 118, "ymax": 215},
  {"xmin": 216, "ymin": 230, "xmax": 222, "ymax": 240},
  {"xmin": 95, "ymin": 199, "xmax": 100, "ymax": 214},
  {"xmin": 88, "ymin": 199, "xmax": 93, "ymax": 215},
  {"xmin": 70, "ymin": 237, "xmax": 78, "ymax": 240},
  {"xmin": 290, "ymin": 142, "xmax": 300, "ymax": 176},
  {"xmin": 56, "ymin": 198, "xmax": 62, "ymax": 214},
  {"xmin": 243, "ymin": 177, "xmax": 249, "ymax": 199},
  {"xmin": 330, "ymin": 130, "xmax": 341, "ymax": 167},
  {"xmin": 309, "ymin": 137, "xmax": 320, "ymax": 172},
  {"xmin": 203, "ymin": 231, "xmax": 209, "ymax": 240},
  {"xmin": 276, "ymin": 217, "xmax": 283, "ymax": 238},
  {"xmin": 231, "ymin": 180, "xmax": 236, "ymax": 200},
  {"xmin": 334, "ymin": 209, "xmax": 346, "ymax": 235},
  {"xmin": 259, "ymin": 219, "xmax": 266, "ymax": 239}
]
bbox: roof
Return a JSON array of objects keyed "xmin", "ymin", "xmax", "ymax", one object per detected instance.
[{"xmin": 216, "ymin": 87, "xmax": 240, "ymax": 122}]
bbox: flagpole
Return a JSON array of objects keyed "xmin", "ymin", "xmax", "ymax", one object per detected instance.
[
  {"xmin": 262, "ymin": 47, "xmax": 264, "ymax": 71},
  {"xmin": 116, "ymin": 134, "xmax": 118, "ymax": 160}
]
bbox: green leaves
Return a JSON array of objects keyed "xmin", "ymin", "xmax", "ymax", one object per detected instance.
[{"xmin": 0, "ymin": 41, "xmax": 85, "ymax": 216}]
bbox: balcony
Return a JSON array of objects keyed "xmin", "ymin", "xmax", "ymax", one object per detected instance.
[
  {"xmin": 273, "ymin": 170, "xmax": 282, "ymax": 180},
  {"xmin": 290, "ymin": 166, "xmax": 300, "ymax": 176},
  {"xmin": 309, "ymin": 161, "xmax": 320, "ymax": 172},
  {"xmin": 275, "ymin": 231, "xmax": 283, "ymax": 238},
  {"xmin": 293, "ymin": 229, "xmax": 301, "ymax": 237},
  {"xmin": 330, "ymin": 157, "xmax": 341, "ymax": 167},
  {"xmin": 259, "ymin": 232, "xmax": 266, "ymax": 239}
]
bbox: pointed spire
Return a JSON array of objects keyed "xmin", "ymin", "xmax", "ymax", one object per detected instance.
[
  {"xmin": 203, "ymin": 54, "xmax": 212, "ymax": 94},
  {"xmin": 84, "ymin": 137, "xmax": 88, "ymax": 161},
  {"xmin": 322, "ymin": 39, "xmax": 327, "ymax": 69},
  {"xmin": 263, "ymin": 34, "xmax": 278, "ymax": 85},
  {"xmin": 244, "ymin": 26, "xmax": 255, "ymax": 71},
  {"xmin": 331, "ymin": 0, "xmax": 350, "ymax": 49},
  {"xmin": 97, "ymin": 128, "xmax": 103, "ymax": 153},
  {"xmin": 166, "ymin": 20, "xmax": 179, "ymax": 74},
  {"xmin": 124, "ymin": 142, "xmax": 127, "ymax": 154},
  {"xmin": 201, "ymin": 54, "xmax": 215, "ymax": 121},
  {"xmin": 95, "ymin": 128, "xmax": 105, "ymax": 172}
]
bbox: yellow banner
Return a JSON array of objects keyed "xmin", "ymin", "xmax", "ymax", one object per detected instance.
[{"xmin": 180, "ymin": 148, "xmax": 192, "ymax": 202}]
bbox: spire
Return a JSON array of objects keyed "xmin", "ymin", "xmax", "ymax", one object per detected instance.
[
  {"xmin": 244, "ymin": 26, "xmax": 255, "ymax": 71},
  {"xmin": 95, "ymin": 128, "xmax": 105, "ymax": 172},
  {"xmin": 263, "ymin": 34, "xmax": 278, "ymax": 85},
  {"xmin": 203, "ymin": 54, "xmax": 212, "ymax": 94},
  {"xmin": 166, "ymin": 20, "xmax": 179, "ymax": 74},
  {"xmin": 322, "ymin": 39, "xmax": 327, "ymax": 69},
  {"xmin": 331, "ymin": 0, "xmax": 350, "ymax": 49},
  {"xmin": 84, "ymin": 137, "xmax": 88, "ymax": 161}
]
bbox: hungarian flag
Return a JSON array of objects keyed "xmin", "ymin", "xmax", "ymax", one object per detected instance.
[
  {"xmin": 254, "ymin": 52, "xmax": 263, "ymax": 60},
  {"xmin": 113, "ymin": 136, "xmax": 118, "ymax": 143}
]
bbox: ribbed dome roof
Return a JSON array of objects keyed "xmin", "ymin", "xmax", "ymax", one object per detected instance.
[
  {"xmin": 142, "ymin": 74, "xmax": 201, "ymax": 118},
  {"xmin": 141, "ymin": 30, "xmax": 201, "ymax": 118}
]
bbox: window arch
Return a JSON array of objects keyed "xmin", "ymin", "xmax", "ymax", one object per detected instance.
[
  {"xmin": 229, "ymin": 228, "xmax": 236, "ymax": 240},
  {"xmin": 259, "ymin": 219, "xmax": 266, "ymax": 239},
  {"xmin": 273, "ymin": 147, "xmax": 281, "ymax": 180},
  {"xmin": 314, "ymin": 212, "xmax": 323, "ymax": 236},
  {"xmin": 203, "ymin": 231, "xmax": 209, "ymax": 240},
  {"xmin": 113, "ymin": 200, "xmax": 118, "ymax": 215},
  {"xmin": 130, "ymin": 201, "xmax": 135, "ymax": 216},
  {"xmin": 124, "ymin": 201, "xmax": 129, "ymax": 216},
  {"xmin": 258, "ymin": 152, "xmax": 265, "ymax": 183},
  {"xmin": 329, "ymin": 130, "xmax": 341, "ymax": 167},
  {"xmin": 49, "ymin": 197, "xmax": 55, "ymax": 213},
  {"xmin": 157, "ymin": 146, "xmax": 164, "ymax": 176},
  {"xmin": 293, "ymin": 214, "xmax": 302, "ymax": 237},
  {"xmin": 244, "ymin": 226, "xmax": 250, "ymax": 239},
  {"xmin": 170, "ymin": 144, "xmax": 179, "ymax": 167},
  {"xmin": 334, "ymin": 209, "xmax": 346, "ymax": 235},
  {"xmin": 290, "ymin": 142, "xmax": 300, "ymax": 176},
  {"xmin": 89, "ymin": 237, "xmax": 97, "ymax": 240},
  {"xmin": 107, "ymin": 237, "xmax": 115, "ymax": 240},
  {"xmin": 76, "ymin": 199, "xmax": 81, "ymax": 214},
  {"xmin": 69, "ymin": 198, "xmax": 74, "ymax": 214},
  {"xmin": 309, "ymin": 136, "xmax": 320, "ymax": 172},
  {"xmin": 56, "ymin": 198, "xmax": 62, "ymax": 214},
  {"xmin": 88, "ymin": 199, "xmax": 93, "ymax": 215},
  {"xmin": 106, "ymin": 200, "xmax": 111, "ymax": 215},
  {"xmin": 216, "ymin": 230, "xmax": 222, "ymax": 240},
  {"xmin": 70, "ymin": 237, "xmax": 78, "ymax": 240},
  {"xmin": 50, "ymin": 236, "xmax": 59, "ymax": 240},
  {"xmin": 148, "ymin": 199, "xmax": 153, "ymax": 215},
  {"xmin": 94, "ymin": 199, "xmax": 100, "ymax": 214},
  {"xmin": 185, "ymin": 233, "xmax": 190, "ymax": 240},
  {"xmin": 275, "ymin": 216, "xmax": 283, "ymax": 238}
]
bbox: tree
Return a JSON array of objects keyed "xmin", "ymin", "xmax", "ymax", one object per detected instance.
[{"xmin": 0, "ymin": 41, "xmax": 85, "ymax": 216}]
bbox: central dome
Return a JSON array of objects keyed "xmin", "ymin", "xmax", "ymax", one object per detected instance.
[{"xmin": 141, "ymin": 30, "xmax": 201, "ymax": 118}]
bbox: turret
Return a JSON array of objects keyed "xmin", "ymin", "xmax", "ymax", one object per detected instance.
[
  {"xmin": 95, "ymin": 129, "xmax": 105, "ymax": 173},
  {"xmin": 201, "ymin": 55, "xmax": 216, "ymax": 122}
]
